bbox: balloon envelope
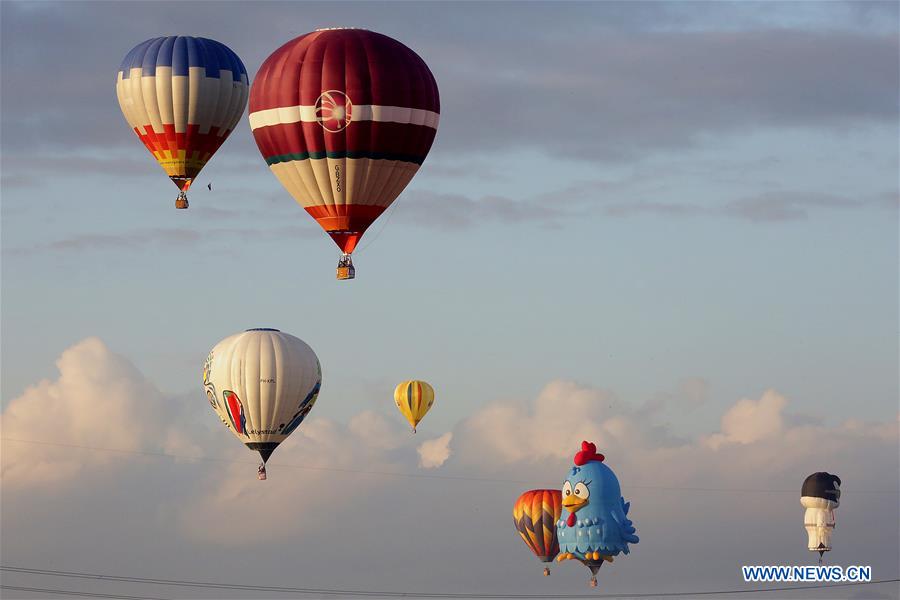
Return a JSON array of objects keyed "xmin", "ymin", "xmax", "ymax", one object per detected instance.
[
  {"xmin": 801, "ymin": 472, "xmax": 841, "ymax": 555},
  {"xmin": 513, "ymin": 489, "xmax": 562, "ymax": 563},
  {"xmin": 203, "ymin": 328, "xmax": 321, "ymax": 462},
  {"xmin": 116, "ymin": 36, "xmax": 249, "ymax": 203},
  {"xmin": 393, "ymin": 380, "xmax": 434, "ymax": 431},
  {"xmin": 248, "ymin": 28, "xmax": 440, "ymax": 254},
  {"xmin": 556, "ymin": 442, "xmax": 639, "ymax": 579}
]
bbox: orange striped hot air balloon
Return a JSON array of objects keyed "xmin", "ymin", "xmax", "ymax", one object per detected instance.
[{"xmin": 513, "ymin": 489, "xmax": 563, "ymax": 576}]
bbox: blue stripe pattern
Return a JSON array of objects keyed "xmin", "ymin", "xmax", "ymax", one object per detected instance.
[{"xmin": 118, "ymin": 36, "xmax": 247, "ymax": 80}]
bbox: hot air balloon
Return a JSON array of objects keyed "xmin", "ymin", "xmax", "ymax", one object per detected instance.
[
  {"xmin": 393, "ymin": 380, "xmax": 434, "ymax": 433},
  {"xmin": 248, "ymin": 28, "xmax": 440, "ymax": 279},
  {"xmin": 513, "ymin": 489, "xmax": 563, "ymax": 576},
  {"xmin": 556, "ymin": 442, "xmax": 639, "ymax": 587},
  {"xmin": 203, "ymin": 329, "xmax": 321, "ymax": 479},
  {"xmin": 801, "ymin": 472, "xmax": 841, "ymax": 563},
  {"xmin": 116, "ymin": 36, "xmax": 249, "ymax": 209}
]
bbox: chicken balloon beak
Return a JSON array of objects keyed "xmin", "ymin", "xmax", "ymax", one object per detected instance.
[{"xmin": 562, "ymin": 495, "xmax": 588, "ymax": 512}]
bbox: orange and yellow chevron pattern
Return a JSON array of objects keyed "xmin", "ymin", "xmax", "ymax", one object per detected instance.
[{"xmin": 513, "ymin": 489, "xmax": 562, "ymax": 562}]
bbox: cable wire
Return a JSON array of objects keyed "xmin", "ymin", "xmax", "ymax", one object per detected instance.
[
  {"xmin": 0, "ymin": 583, "xmax": 170, "ymax": 600},
  {"xmin": 2, "ymin": 566, "xmax": 898, "ymax": 599},
  {"xmin": 353, "ymin": 196, "xmax": 402, "ymax": 256},
  {"xmin": 2, "ymin": 437, "xmax": 897, "ymax": 495}
]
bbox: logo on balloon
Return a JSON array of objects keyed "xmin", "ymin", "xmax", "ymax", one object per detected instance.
[
  {"xmin": 223, "ymin": 390, "xmax": 247, "ymax": 436},
  {"xmin": 203, "ymin": 351, "xmax": 217, "ymax": 409},
  {"xmin": 315, "ymin": 90, "xmax": 352, "ymax": 132},
  {"xmin": 281, "ymin": 381, "xmax": 321, "ymax": 437}
]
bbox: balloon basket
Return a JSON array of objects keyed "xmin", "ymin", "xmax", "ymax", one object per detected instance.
[
  {"xmin": 175, "ymin": 191, "xmax": 189, "ymax": 209},
  {"xmin": 336, "ymin": 254, "xmax": 355, "ymax": 280}
]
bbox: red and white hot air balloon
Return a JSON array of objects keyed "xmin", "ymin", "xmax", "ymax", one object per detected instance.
[{"xmin": 248, "ymin": 28, "xmax": 440, "ymax": 279}]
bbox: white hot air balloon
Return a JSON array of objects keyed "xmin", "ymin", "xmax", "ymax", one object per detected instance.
[
  {"xmin": 203, "ymin": 328, "xmax": 321, "ymax": 479},
  {"xmin": 801, "ymin": 472, "xmax": 841, "ymax": 562}
]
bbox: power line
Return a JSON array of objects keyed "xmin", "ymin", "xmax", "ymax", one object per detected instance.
[
  {"xmin": 0, "ymin": 584, "xmax": 170, "ymax": 600},
  {"xmin": 2, "ymin": 566, "xmax": 898, "ymax": 599},
  {"xmin": 2, "ymin": 436, "xmax": 898, "ymax": 495}
]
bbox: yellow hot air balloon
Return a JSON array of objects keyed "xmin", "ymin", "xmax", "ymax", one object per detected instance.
[{"xmin": 393, "ymin": 380, "xmax": 434, "ymax": 433}]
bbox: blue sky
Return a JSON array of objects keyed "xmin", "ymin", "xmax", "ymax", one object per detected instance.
[{"xmin": 1, "ymin": 2, "xmax": 898, "ymax": 598}]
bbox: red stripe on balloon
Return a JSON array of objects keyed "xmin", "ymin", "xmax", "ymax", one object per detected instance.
[
  {"xmin": 302, "ymin": 204, "xmax": 388, "ymax": 253},
  {"xmin": 251, "ymin": 121, "xmax": 437, "ymax": 160}
]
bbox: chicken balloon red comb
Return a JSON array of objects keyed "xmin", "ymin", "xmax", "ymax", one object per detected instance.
[{"xmin": 573, "ymin": 441, "xmax": 605, "ymax": 465}]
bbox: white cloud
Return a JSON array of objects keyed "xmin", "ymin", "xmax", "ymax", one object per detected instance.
[
  {"xmin": 704, "ymin": 389, "xmax": 786, "ymax": 448},
  {"xmin": 3, "ymin": 341, "xmax": 896, "ymax": 581},
  {"xmin": 0, "ymin": 338, "xmax": 167, "ymax": 488},
  {"xmin": 454, "ymin": 380, "xmax": 620, "ymax": 467},
  {"xmin": 0, "ymin": 338, "xmax": 427, "ymax": 544},
  {"xmin": 417, "ymin": 432, "xmax": 453, "ymax": 468},
  {"xmin": 348, "ymin": 410, "xmax": 408, "ymax": 451},
  {"xmin": 176, "ymin": 410, "xmax": 419, "ymax": 544},
  {"xmin": 161, "ymin": 427, "xmax": 205, "ymax": 460},
  {"xmin": 451, "ymin": 380, "xmax": 898, "ymax": 496}
]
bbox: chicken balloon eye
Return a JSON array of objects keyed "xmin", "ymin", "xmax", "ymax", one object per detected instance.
[
  {"xmin": 562, "ymin": 481, "xmax": 573, "ymax": 496},
  {"xmin": 574, "ymin": 482, "xmax": 590, "ymax": 499}
]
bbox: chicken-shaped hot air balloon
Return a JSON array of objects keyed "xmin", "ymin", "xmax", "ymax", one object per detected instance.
[
  {"xmin": 513, "ymin": 489, "xmax": 562, "ymax": 576},
  {"xmin": 801, "ymin": 472, "xmax": 841, "ymax": 563},
  {"xmin": 556, "ymin": 442, "xmax": 638, "ymax": 587}
]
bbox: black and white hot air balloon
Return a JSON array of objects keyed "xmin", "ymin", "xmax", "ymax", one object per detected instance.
[{"xmin": 800, "ymin": 472, "xmax": 841, "ymax": 561}]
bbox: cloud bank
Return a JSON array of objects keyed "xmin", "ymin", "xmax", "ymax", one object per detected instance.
[
  {"xmin": 2, "ymin": 339, "xmax": 897, "ymax": 595},
  {"xmin": 0, "ymin": 338, "xmax": 171, "ymax": 487}
]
